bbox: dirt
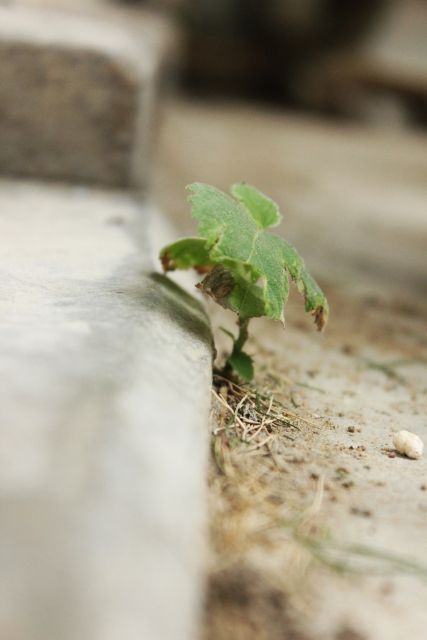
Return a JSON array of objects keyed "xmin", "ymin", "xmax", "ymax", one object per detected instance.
[
  {"xmin": 202, "ymin": 284, "xmax": 427, "ymax": 640},
  {"xmin": 203, "ymin": 563, "xmax": 309, "ymax": 640}
]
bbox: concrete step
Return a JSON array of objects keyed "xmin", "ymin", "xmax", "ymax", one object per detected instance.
[
  {"xmin": 0, "ymin": 178, "xmax": 212, "ymax": 640},
  {"xmin": 0, "ymin": 2, "xmax": 178, "ymax": 187}
]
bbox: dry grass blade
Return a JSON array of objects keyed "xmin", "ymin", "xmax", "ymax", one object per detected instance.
[{"xmin": 212, "ymin": 380, "xmax": 283, "ymax": 455}]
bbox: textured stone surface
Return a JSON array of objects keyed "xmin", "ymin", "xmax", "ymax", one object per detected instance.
[
  {"xmin": 0, "ymin": 179, "xmax": 212, "ymax": 640},
  {"xmin": 0, "ymin": 3, "xmax": 177, "ymax": 187}
]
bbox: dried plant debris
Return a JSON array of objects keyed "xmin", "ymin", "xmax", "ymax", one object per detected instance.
[
  {"xmin": 211, "ymin": 373, "xmax": 319, "ymax": 473},
  {"xmin": 208, "ymin": 374, "xmax": 427, "ymax": 587}
]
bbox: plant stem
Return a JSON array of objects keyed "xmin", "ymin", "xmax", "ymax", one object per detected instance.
[
  {"xmin": 220, "ymin": 317, "xmax": 250, "ymax": 380},
  {"xmin": 233, "ymin": 316, "xmax": 250, "ymax": 354}
]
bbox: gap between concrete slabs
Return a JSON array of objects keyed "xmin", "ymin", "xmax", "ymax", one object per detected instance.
[{"xmin": 0, "ymin": 179, "xmax": 213, "ymax": 640}]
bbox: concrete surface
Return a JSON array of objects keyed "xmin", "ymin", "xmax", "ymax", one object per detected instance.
[
  {"xmin": 0, "ymin": 2, "xmax": 177, "ymax": 187},
  {"xmin": 0, "ymin": 179, "xmax": 212, "ymax": 640},
  {"xmin": 153, "ymin": 98, "xmax": 427, "ymax": 640}
]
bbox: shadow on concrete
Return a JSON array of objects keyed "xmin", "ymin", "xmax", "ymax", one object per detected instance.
[{"xmin": 145, "ymin": 272, "xmax": 214, "ymax": 356}]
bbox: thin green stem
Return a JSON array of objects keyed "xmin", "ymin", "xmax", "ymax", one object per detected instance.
[
  {"xmin": 220, "ymin": 317, "xmax": 251, "ymax": 380},
  {"xmin": 233, "ymin": 316, "xmax": 250, "ymax": 354}
]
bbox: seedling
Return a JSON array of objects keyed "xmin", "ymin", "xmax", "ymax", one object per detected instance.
[{"xmin": 160, "ymin": 182, "xmax": 329, "ymax": 382}]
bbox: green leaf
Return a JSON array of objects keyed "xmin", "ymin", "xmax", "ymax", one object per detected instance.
[
  {"xmin": 231, "ymin": 182, "xmax": 281, "ymax": 229},
  {"xmin": 227, "ymin": 350, "xmax": 254, "ymax": 383},
  {"xmin": 196, "ymin": 265, "xmax": 266, "ymax": 318},
  {"xmin": 160, "ymin": 237, "xmax": 212, "ymax": 272},
  {"xmin": 186, "ymin": 182, "xmax": 328, "ymax": 328},
  {"xmin": 159, "ymin": 182, "xmax": 329, "ymax": 329}
]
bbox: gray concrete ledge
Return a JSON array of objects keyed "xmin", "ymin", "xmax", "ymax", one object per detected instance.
[
  {"xmin": 0, "ymin": 179, "xmax": 212, "ymax": 640},
  {"xmin": 0, "ymin": 3, "xmax": 178, "ymax": 187}
]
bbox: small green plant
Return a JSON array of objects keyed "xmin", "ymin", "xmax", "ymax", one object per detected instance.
[{"xmin": 160, "ymin": 182, "xmax": 329, "ymax": 382}]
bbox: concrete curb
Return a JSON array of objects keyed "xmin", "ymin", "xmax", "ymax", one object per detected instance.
[{"xmin": 0, "ymin": 179, "xmax": 212, "ymax": 640}]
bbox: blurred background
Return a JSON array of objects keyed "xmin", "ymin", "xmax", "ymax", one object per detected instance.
[
  {"xmin": 109, "ymin": 0, "xmax": 427, "ymax": 297},
  {"xmin": 134, "ymin": 0, "xmax": 427, "ymax": 128},
  {"xmin": 138, "ymin": 0, "xmax": 427, "ymax": 297}
]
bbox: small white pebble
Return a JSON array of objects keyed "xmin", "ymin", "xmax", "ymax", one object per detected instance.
[{"xmin": 393, "ymin": 430, "xmax": 424, "ymax": 460}]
